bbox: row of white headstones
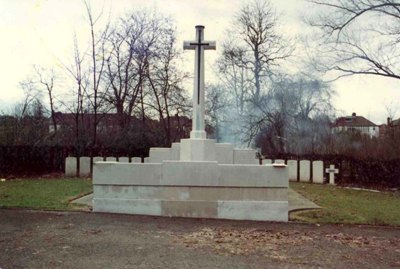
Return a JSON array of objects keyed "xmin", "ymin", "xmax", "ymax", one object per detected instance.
[{"xmin": 65, "ymin": 156, "xmax": 339, "ymax": 184}]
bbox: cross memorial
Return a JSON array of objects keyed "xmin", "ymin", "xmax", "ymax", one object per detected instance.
[
  {"xmin": 184, "ymin": 25, "xmax": 216, "ymax": 139},
  {"xmin": 325, "ymin": 164, "xmax": 339, "ymax": 185}
]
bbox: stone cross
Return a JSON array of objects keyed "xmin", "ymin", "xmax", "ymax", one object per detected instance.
[
  {"xmin": 184, "ymin": 25, "xmax": 216, "ymax": 139},
  {"xmin": 325, "ymin": 164, "xmax": 339, "ymax": 185}
]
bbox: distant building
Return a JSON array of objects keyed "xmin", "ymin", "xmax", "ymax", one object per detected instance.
[
  {"xmin": 48, "ymin": 112, "xmax": 192, "ymax": 145},
  {"xmin": 332, "ymin": 112, "xmax": 379, "ymax": 138},
  {"xmin": 381, "ymin": 117, "xmax": 400, "ymax": 137}
]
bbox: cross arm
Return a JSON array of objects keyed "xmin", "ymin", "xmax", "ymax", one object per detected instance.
[
  {"xmin": 203, "ymin": 41, "xmax": 216, "ymax": 50},
  {"xmin": 183, "ymin": 41, "xmax": 217, "ymax": 50},
  {"xmin": 183, "ymin": 41, "xmax": 196, "ymax": 50}
]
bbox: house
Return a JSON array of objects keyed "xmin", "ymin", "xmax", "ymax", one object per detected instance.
[
  {"xmin": 48, "ymin": 112, "xmax": 192, "ymax": 145},
  {"xmin": 381, "ymin": 117, "xmax": 400, "ymax": 137},
  {"xmin": 332, "ymin": 112, "xmax": 379, "ymax": 138}
]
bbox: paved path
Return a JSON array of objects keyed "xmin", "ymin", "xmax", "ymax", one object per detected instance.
[
  {"xmin": 72, "ymin": 189, "xmax": 320, "ymax": 212},
  {"xmin": 1, "ymin": 209, "xmax": 399, "ymax": 269}
]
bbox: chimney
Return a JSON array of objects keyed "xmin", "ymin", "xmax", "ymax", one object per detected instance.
[
  {"xmin": 387, "ymin": 117, "xmax": 392, "ymax": 126},
  {"xmin": 352, "ymin": 112, "xmax": 356, "ymax": 117}
]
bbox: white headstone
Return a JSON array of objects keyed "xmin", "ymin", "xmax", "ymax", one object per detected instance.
[
  {"xmin": 299, "ymin": 160, "xmax": 310, "ymax": 182},
  {"xmin": 262, "ymin": 159, "xmax": 272, "ymax": 165},
  {"xmin": 312, "ymin": 161, "xmax": 324, "ymax": 184},
  {"xmin": 93, "ymin": 156, "xmax": 104, "ymax": 163},
  {"xmin": 79, "ymin": 157, "xmax": 91, "ymax": 177},
  {"xmin": 65, "ymin": 157, "xmax": 77, "ymax": 177},
  {"xmin": 105, "ymin": 157, "xmax": 117, "ymax": 162},
  {"xmin": 274, "ymin": 159, "xmax": 285, "ymax": 164},
  {"xmin": 132, "ymin": 157, "xmax": 142, "ymax": 163},
  {"xmin": 325, "ymin": 164, "xmax": 339, "ymax": 185},
  {"xmin": 118, "ymin": 157, "xmax": 129, "ymax": 163},
  {"xmin": 144, "ymin": 157, "xmax": 149, "ymax": 163},
  {"xmin": 287, "ymin": 160, "xmax": 298, "ymax": 182}
]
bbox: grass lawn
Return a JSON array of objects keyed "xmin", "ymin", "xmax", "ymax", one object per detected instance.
[
  {"xmin": 0, "ymin": 178, "xmax": 92, "ymax": 211},
  {"xmin": 290, "ymin": 182, "xmax": 400, "ymax": 226}
]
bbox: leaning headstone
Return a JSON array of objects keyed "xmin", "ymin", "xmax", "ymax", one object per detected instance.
[
  {"xmin": 287, "ymin": 160, "xmax": 298, "ymax": 182},
  {"xmin": 131, "ymin": 157, "xmax": 141, "ymax": 163},
  {"xmin": 299, "ymin": 160, "xmax": 310, "ymax": 182},
  {"xmin": 65, "ymin": 157, "xmax": 77, "ymax": 177},
  {"xmin": 312, "ymin": 161, "xmax": 324, "ymax": 184},
  {"xmin": 274, "ymin": 159, "xmax": 285, "ymax": 164},
  {"xmin": 79, "ymin": 157, "xmax": 91, "ymax": 177},
  {"xmin": 105, "ymin": 157, "xmax": 117, "ymax": 162},
  {"xmin": 262, "ymin": 159, "xmax": 272, "ymax": 165},
  {"xmin": 118, "ymin": 157, "xmax": 129, "ymax": 163}
]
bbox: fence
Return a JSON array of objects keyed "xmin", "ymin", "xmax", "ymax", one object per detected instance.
[
  {"xmin": 0, "ymin": 146, "xmax": 398, "ymax": 188},
  {"xmin": 0, "ymin": 146, "xmax": 147, "ymax": 178}
]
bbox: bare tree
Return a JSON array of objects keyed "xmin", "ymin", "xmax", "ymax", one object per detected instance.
[
  {"xmin": 33, "ymin": 65, "xmax": 58, "ymax": 133},
  {"xmin": 307, "ymin": 0, "xmax": 400, "ymax": 80},
  {"xmin": 227, "ymin": 0, "xmax": 292, "ymax": 102},
  {"xmin": 145, "ymin": 23, "xmax": 189, "ymax": 145},
  {"xmin": 83, "ymin": 0, "xmax": 110, "ymax": 146}
]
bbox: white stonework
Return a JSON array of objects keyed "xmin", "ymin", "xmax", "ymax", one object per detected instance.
[
  {"xmin": 274, "ymin": 159, "xmax": 285, "ymax": 164},
  {"xmin": 132, "ymin": 157, "xmax": 141, "ymax": 163},
  {"xmin": 287, "ymin": 160, "xmax": 298, "ymax": 182},
  {"xmin": 215, "ymin": 143, "xmax": 234, "ymax": 164},
  {"xmin": 93, "ymin": 161, "xmax": 288, "ymax": 221},
  {"xmin": 180, "ymin": 139, "xmax": 216, "ymax": 161},
  {"xmin": 299, "ymin": 160, "xmax": 311, "ymax": 182},
  {"xmin": 171, "ymin": 143, "xmax": 181, "ymax": 160},
  {"xmin": 326, "ymin": 164, "xmax": 339, "ymax": 185},
  {"xmin": 233, "ymin": 149, "xmax": 259, "ymax": 164},
  {"xmin": 65, "ymin": 157, "xmax": 77, "ymax": 177},
  {"xmin": 262, "ymin": 159, "xmax": 272, "ymax": 165},
  {"xmin": 118, "ymin": 157, "xmax": 129, "ymax": 163},
  {"xmin": 79, "ymin": 157, "xmax": 91, "ymax": 177},
  {"xmin": 312, "ymin": 161, "xmax": 324, "ymax": 184},
  {"xmin": 92, "ymin": 25, "xmax": 288, "ymax": 222},
  {"xmin": 105, "ymin": 157, "xmax": 117, "ymax": 162},
  {"xmin": 93, "ymin": 157, "xmax": 104, "ymax": 163},
  {"xmin": 149, "ymin": 148, "xmax": 172, "ymax": 163}
]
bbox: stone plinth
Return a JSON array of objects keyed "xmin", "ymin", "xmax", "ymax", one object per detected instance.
[
  {"xmin": 233, "ymin": 149, "xmax": 259, "ymax": 164},
  {"xmin": 216, "ymin": 143, "xmax": 234, "ymax": 164},
  {"xmin": 93, "ymin": 161, "xmax": 288, "ymax": 221},
  {"xmin": 149, "ymin": 148, "xmax": 172, "ymax": 163},
  {"xmin": 180, "ymin": 139, "xmax": 216, "ymax": 161}
]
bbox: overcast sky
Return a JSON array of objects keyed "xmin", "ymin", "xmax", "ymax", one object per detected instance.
[{"xmin": 1, "ymin": 0, "xmax": 399, "ymax": 124}]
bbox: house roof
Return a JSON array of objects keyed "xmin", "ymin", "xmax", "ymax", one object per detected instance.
[
  {"xmin": 392, "ymin": 118, "xmax": 400, "ymax": 126},
  {"xmin": 333, "ymin": 113, "xmax": 377, "ymax": 127}
]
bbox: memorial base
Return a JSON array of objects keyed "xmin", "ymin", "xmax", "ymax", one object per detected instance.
[{"xmin": 93, "ymin": 161, "xmax": 288, "ymax": 221}]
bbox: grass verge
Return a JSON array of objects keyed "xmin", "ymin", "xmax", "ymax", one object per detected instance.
[
  {"xmin": 290, "ymin": 182, "xmax": 400, "ymax": 226},
  {"xmin": 0, "ymin": 178, "xmax": 92, "ymax": 211}
]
